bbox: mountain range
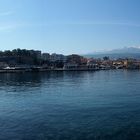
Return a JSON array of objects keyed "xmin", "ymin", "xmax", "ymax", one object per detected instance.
[{"xmin": 85, "ymin": 47, "xmax": 140, "ymax": 59}]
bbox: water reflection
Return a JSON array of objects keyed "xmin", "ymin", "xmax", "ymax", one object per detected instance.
[{"xmin": 0, "ymin": 71, "xmax": 96, "ymax": 94}]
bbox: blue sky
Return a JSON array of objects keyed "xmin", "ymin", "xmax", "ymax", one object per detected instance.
[{"xmin": 0, "ymin": 0, "xmax": 140, "ymax": 54}]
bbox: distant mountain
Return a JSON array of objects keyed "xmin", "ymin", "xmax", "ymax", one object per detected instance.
[
  {"xmin": 105, "ymin": 47, "xmax": 140, "ymax": 54},
  {"xmin": 85, "ymin": 47, "xmax": 140, "ymax": 59}
]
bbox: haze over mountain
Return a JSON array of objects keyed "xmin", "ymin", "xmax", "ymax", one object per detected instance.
[{"xmin": 85, "ymin": 47, "xmax": 140, "ymax": 59}]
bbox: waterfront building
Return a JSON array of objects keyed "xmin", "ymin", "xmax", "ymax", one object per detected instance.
[
  {"xmin": 42, "ymin": 53, "xmax": 50, "ymax": 61},
  {"xmin": 50, "ymin": 53, "xmax": 67, "ymax": 62},
  {"xmin": 29, "ymin": 50, "xmax": 42, "ymax": 59},
  {"xmin": 66, "ymin": 54, "xmax": 85, "ymax": 64},
  {"xmin": 35, "ymin": 51, "xmax": 41, "ymax": 59}
]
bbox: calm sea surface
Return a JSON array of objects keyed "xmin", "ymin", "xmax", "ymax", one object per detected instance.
[{"xmin": 0, "ymin": 70, "xmax": 140, "ymax": 140}]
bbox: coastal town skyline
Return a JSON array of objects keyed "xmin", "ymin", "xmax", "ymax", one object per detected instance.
[
  {"xmin": 0, "ymin": 0, "xmax": 140, "ymax": 54},
  {"xmin": 0, "ymin": 48, "xmax": 139, "ymax": 72}
]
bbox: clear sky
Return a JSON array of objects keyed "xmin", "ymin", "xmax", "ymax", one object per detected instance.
[{"xmin": 0, "ymin": 0, "xmax": 140, "ymax": 54}]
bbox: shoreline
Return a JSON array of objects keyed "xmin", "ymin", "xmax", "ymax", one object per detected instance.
[
  {"xmin": 0, "ymin": 69, "xmax": 98, "ymax": 73},
  {"xmin": 0, "ymin": 68, "xmax": 139, "ymax": 73}
]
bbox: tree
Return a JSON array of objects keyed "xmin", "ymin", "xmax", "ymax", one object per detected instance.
[{"xmin": 103, "ymin": 56, "xmax": 109, "ymax": 61}]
